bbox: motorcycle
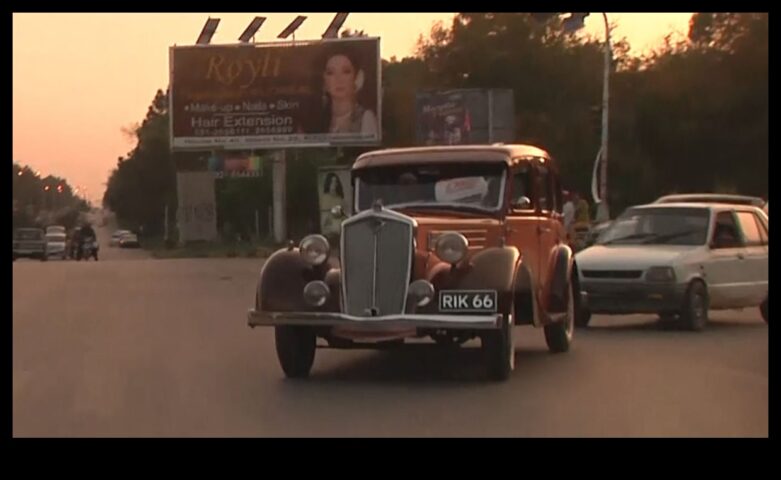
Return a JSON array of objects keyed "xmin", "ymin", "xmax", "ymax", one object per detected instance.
[{"xmin": 77, "ymin": 236, "xmax": 99, "ymax": 261}]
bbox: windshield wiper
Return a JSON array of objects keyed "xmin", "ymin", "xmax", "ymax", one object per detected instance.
[
  {"xmin": 600, "ymin": 232, "xmax": 658, "ymax": 245},
  {"xmin": 643, "ymin": 229, "xmax": 702, "ymax": 244}
]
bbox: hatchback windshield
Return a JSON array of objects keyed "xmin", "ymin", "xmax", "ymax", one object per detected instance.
[{"xmin": 597, "ymin": 207, "xmax": 710, "ymax": 246}]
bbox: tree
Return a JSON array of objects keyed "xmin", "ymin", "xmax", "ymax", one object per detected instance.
[{"xmin": 103, "ymin": 89, "xmax": 176, "ymax": 234}]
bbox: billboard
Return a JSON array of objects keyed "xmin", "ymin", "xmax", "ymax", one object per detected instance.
[
  {"xmin": 170, "ymin": 37, "xmax": 381, "ymax": 151},
  {"xmin": 317, "ymin": 165, "xmax": 352, "ymax": 238},
  {"xmin": 415, "ymin": 89, "xmax": 515, "ymax": 146}
]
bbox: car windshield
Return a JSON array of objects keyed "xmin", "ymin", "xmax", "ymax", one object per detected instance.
[
  {"xmin": 46, "ymin": 233, "xmax": 66, "ymax": 242},
  {"xmin": 14, "ymin": 230, "xmax": 43, "ymax": 240},
  {"xmin": 355, "ymin": 162, "xmax": 506, "ymax": 213},
  {"xmin": 597, "ymin": 207, "xmax": 710, "ymax": 246}
]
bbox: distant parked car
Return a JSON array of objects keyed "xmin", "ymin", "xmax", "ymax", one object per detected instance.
[
  {"xmin": 110, "ymin": 230, "xmax": 131, "ymax": 247},
  {"xmin": 45, "ymin": 232, "xmax": 67, "ymax": 260},
  {"xmin": 13, "ymin": 228, "xmax": 47, "ymax": 261},
  {"xmin": 118, "ymin": 233, "xmax": 140, "ymax": 248}
]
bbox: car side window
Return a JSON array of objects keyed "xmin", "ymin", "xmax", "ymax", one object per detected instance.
[
  {"xmin": 753, "ymin": 213, "xmax": 769, "ymax": 245},
  {"xmin": 551, "ymin": 172, "xmax": 563, "ymax": 214},
  {"xmin": 735, "ymin": 211, "xmax": 763, "ymax": 247},
  {"xmin": 537, "ymin": 166, "xmax": 552, "ymax": 212},
  {"xmin": 712, "ymin": 211, "xmax": 743, "ymax": 248},
  {"xmin": 511, "ymin": 165, "xmax": 534, "ymax": 210}
]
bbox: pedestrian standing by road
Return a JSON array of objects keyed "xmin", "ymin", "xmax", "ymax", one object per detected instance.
[
  {"xmin": 574, "ymin": 191, "xmax": 591, "ymax": 224},
  {"xmin": 562, "ymin": 190, "xmax": 576, "ymax": 231}
]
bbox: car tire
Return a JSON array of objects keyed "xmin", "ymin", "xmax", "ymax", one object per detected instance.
[
  {"xmin": 545, "ymin": 279, "xmax": 575, "ymax": 353},
  {"xmin": 275, "ymin": 326, "xmax": 316, "ymax": 379},
  {"xmin": 575, "ymin": 306, "xmax": 591, "ymax": 328},
  {"xmin": 761, "ymin": 297, "xmax": 768, "ymax": 323},
  {"xmin": 482, "ymin": 313, "xmax": 515, "ymax": 381},
  {"xmin": 681, "ymin": 281, "xmax": 709, "ymax": 331}
]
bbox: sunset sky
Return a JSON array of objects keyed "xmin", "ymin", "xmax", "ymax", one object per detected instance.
[{"xmin": 13, "ymin": 13, "xmax": 693, "ymax": 204}]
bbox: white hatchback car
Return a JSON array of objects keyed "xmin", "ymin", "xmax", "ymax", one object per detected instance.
[{"xmin": 575, "ymin": 203, "xmax": 768, "ymax": 330}]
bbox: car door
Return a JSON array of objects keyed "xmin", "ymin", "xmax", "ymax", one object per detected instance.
[
  {"xmin": 534, "ymin": 161, "xmax": 562, "ymax": 291},
  {"xmin": 704, "ymin": 210, "xmax": 747, "ymax": 308},
  {"xmin": 505, "ymin": 160, "xmax": 543, "ymax": 300},
  {"xmin": 734, "ymin": 210, "xmax": 769, "ymax": 306}
]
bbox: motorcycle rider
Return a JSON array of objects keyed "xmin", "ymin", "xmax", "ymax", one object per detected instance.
[{"xmin": 78, "ymin": 221, "xmax": 98, "ymax": 259}]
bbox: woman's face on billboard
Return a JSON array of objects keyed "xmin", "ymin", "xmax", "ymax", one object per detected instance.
[{"xmin": 324, "ymin": 54, "xmax": 356, "ymax": 101}]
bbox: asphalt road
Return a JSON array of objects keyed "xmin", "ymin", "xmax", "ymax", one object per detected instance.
[{"xmin": 12, "ymin": 251, "xmax": 768, "ymax": 437}]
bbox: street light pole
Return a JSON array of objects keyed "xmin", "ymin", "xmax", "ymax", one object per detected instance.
[{"xmin": 595, "ymin": 12, "xmax": 611, "ymax": 222}]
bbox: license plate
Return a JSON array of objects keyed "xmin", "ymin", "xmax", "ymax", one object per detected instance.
[{"xmin": 438, "ymin": 290, "xmax": 498, "ymax": 313}]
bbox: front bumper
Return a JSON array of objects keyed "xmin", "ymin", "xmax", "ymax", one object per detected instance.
[
  {"xmin": 14, "ymin": 249, "xmax": 45, "ymax": 256},
  {"xmin": 581, "ymin": 281, "xmax": 687, "ymax": 314},
  {"xmin": 248, "ymin": 310, "xmax": 503, "ymax": 330}
]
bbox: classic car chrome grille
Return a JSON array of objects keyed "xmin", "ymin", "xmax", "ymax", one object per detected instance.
[{"xmin": 341, "ymin": 211, "xmax": 414, "ymax": 317}]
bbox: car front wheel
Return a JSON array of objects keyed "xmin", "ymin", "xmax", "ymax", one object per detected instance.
[
  {"xmin": 681, "ymin": 281, "xmax": 709, "ymax": 331},
  {"xmin": 482, "ymin": 313, "xmax": 515, "ymax": 381},
  {"xmin": 275, "ymin": 326, "xmax": 316, "ymax": 379},
  {"xmin": 545, "ymin": 279, "xmax": 575, "ymax": 353}
]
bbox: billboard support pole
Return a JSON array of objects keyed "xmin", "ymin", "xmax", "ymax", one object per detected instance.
[
  {"xmin": 164, "ymin": 204, "xmax": 169, "ymax": 242},
  {"xmin": 268, "ymin": 206, "xmax": 273, "ymax": 240},
  {"xmin": 272, "ymin": 150, "xmax": 287, "ymax": 243},
  {"xmin": 488, "ymin": 90, "xmax": 494, "ymax": 143}
]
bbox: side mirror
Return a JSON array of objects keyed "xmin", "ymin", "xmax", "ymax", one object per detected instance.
[{"xmin": 512, "ymin": 196, "xmax": 532, "ymax": 210}]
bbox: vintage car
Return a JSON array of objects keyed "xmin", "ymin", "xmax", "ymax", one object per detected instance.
[
  {"xmin": 575, "ymin": 203, "xmax": 768, "ymax": 330},
  {"xmin": 248, "ymin": 145, "xmax": 582, "ymax": 381}
]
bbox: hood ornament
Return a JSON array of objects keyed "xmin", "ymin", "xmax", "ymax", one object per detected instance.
[{"xmin": 372, "ymin": 199, "xmax": 384, "ymax": 212}]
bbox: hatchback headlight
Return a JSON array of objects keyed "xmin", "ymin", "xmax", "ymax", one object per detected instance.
[{"xmin": 646, "ymin": 266, "xmax": 676, "ymax": 282}]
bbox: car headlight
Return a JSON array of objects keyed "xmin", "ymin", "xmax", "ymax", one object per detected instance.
[
  {"xmin": 646, "ymin": 266, "xmax": 676, "ymax": 282},
  {"xmin": 303, "ymin": 280, "xmax": 330, "ymax": 307},
  {"xmin": 299, "ymin": 234, "xmax": 330, "ymax": 266},
  {"xmin": 409, "ymin": 279, "xmax": 435, "ymax": 307},
  {"xmin": 435, "ymin": 232, "xmax": 469, "ymax": 264}
]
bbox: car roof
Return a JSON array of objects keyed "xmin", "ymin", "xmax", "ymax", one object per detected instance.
[
  {"xmin": 654, "ymin": 193, "xmax": 765, "ymax": 206},
  {"xmin": 353, "ymin": 144, "xmax": 554, "ymax": 170},
  {"xmin": 630, "ymin": 202, "xmax": 764, "ymax": 213}
]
